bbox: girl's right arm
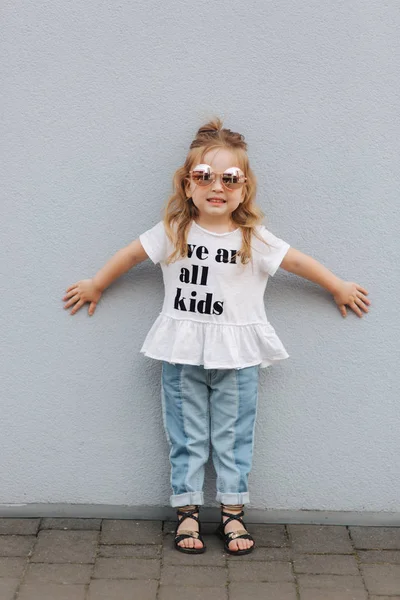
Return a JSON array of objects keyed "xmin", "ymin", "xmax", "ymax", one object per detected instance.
[{"xmin": 63, "ymin": 239, "xmax": 149, "ymax": 316}]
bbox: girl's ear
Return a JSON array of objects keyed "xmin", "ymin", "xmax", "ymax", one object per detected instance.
[{"xmin": 184, "ymin": 177, "xmax": 192, "ymax": 198}]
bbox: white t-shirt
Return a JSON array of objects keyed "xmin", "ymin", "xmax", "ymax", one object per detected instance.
[{"xmin": 139, "ymin": 220, "xmax": 290, "ymax": 369}]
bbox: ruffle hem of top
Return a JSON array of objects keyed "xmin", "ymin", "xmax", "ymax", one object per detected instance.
[{"xmin": 140, "ymin": 313, "xmax": 289, "ymax": 369}]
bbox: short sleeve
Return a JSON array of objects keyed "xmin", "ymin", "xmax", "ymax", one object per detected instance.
[
  {"xmin": 256, "ymin": 225, "xmax": 290, "ymax": 277},
  {"xmin": 139, "ymin": 221, "xmax": 168, "ymax": 265}
]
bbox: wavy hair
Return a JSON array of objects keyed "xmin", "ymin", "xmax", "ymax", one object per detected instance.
[{"xmin": 163, "ymin": 118, "xmax": 267, "ymax": 264}]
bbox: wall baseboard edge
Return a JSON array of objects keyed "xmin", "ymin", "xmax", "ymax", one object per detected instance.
[{"xmin": 0, "ymin": 504, "xmax": 399, "ymax": 525}]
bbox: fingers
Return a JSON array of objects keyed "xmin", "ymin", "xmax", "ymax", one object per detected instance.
[
  {"xmin": 349, "ymin": 296, "xmax": 369, "ymax": 318},
  {"xmin": 353, "ymin": 289, "xmax": 370, "ymax": 314},
  {"xmin": 349, "ymin": 300, "xmax": 363, "ymax": 318},
  {"xmin": 355, "ymin": 296, "xmax": 369, "ymax": 312},
  {"xmin": 340, "ymin": 294, "xmax": 370, "ymax": 319},
  {"xmin": 357, "ymin": 286, "xmax": 369, "ymax": 296},
  {"xmin": 63, "ymin": 291, "xmax": 99, "ymax": 316},
  {"xmin": 63, "ymin": 287, "xmax": 78, "ymax": 301},
  {"xmin": 346, "ymin": 285, "xmax": 371, "ymax": 318},
  {"xmin": 70, "ymin": 299, "xmax": 84, "ymax": 315},
  {"xmin": 357, "ymin": 292, "xmax": 371, "ymax": 305},
  {"xmin": 64, "ymin": 293, "xmax": 80, "ymax": 309}
]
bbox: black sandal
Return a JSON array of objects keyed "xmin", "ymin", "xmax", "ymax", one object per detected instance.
[
  {"xmin": 174, "ymin": 505, "xmax": 206, "ymax": 554},
  {"xmin": 216, "ymin": 506, "xmax": 255, "ymax": 555}
]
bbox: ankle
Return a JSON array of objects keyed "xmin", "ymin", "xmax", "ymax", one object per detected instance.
[
  {"xmin": 221, "ymin": 503, "xmax": 244, "ymax": 513},
  {"xmin": 178, "ymin": 504, "xmax": 197, "ymax": 514}
]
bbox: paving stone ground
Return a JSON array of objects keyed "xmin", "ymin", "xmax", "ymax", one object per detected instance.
[{"xmin": 0, "ymin": 518, "xmax": 399, "ymax": 599}]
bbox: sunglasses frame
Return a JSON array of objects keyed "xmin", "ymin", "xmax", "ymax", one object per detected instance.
[{"xmin": 189, "ymin": 163, "xmax": 247, "ymax": 191}]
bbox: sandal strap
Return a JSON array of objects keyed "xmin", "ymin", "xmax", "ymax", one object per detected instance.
[
  {"xmin": 176, "ymin": 529, "xmax": 200, "ymax": 537},
  {"xmin": 225, "ymin": 529, "xmax": 253, "ymax": 541},
  {"xmin": 220, "ymin": 509, "xmax": 252, "ymax": 540},
  {"xmin": 176, "ymin": 508, "xmax": 200, "ymax": 527},
  {"xmin": 221, "ymin": 509, "xmax": 245, "ymax": 527},
  {"xmin": 176, "ymin": 505, "xmax": 199, "ymax": 518},
  {"xmin": 175, "ymin": 505, "xmax": 202, "ymax": 538},
  {"xmin": 175, "ymin": 530, "xmax": 201, "ymax": 541}
]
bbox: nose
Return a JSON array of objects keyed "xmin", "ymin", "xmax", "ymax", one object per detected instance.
[{"xmin": 211, "ymin": 174, "xmax": 224, "ymax": 192}]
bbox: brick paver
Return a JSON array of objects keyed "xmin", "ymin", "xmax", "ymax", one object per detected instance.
[
  {"xmin": 297, "ymin": 573, "xmax": 366, "ymax": 590},
  {"xmin": 0, "ymin": 518, "xmax": 40, "ymax": 535},
  {"xmin": 0, "ymin": 518, "xmax": 399, "ymax": 598},
  {"xmin": 159, "ymin": 586, "xmax": 228, "ymax": 600},
  {"xmin": 17, "ymin": 583, "xmax": 87, "ymax": 600},
  {"xmin": 297, "ymin": 574, "xmax": 368, "ymax": 599},
  {"xmin": 101, "ymin": 519, "xmax": 162, "ymax": 545},
  {"xmin": 298, "ymin": 591, "xmax": 367, "ymax": 600},
  {"xmin": 288, "ymin": 524, "xmax": 354, "ymax": 554},
  {"xmin": 24, "ymin": 562, "xmax": 93, "ymax": 584},
  {"xmin": 360, "ymin": 563, "xmax": 400, "ymax": 595},
  {"xmin": 349, "ymin": 526, "xmax": 400, "ymax": 550},
  {"xmin": 0, "ymin": 578, "xmax": 20, "ymax": 600},
  {"xmin": 98, "ymin": 543, "xmax": 162, "ymax": 558},
  {"xmin": 161, "ymin": 564, "xmax": 227, "ymax": 586},
  {"xmin": 0, "ymin": 535, "xmax": 36, "ymax": 557},
  {"xmin": 88, "ymin": 579, "xmax": 158, "ymax": 599},
  {"xmin": 358, "ymin": 549, "xmax": 400, "ymax": 563},
  {"xmin": 40, "ymin": 518, "xmax": 101, "ymax": 531},
  {"xmin": 92, "ymin": 557, "xmax": 160, "ymax": 579},
  {"xmin": 229, "ymin": 581, "xmax": 298, "ymax": 600},
  {"xmin": 247, "ymin": 523, "xmax": 289, "ymax": 547},
  {"xmin": 0, "ymin": 557, "xmax": 27, "ymax": 577},
  {"xmin": 227, "ymin": 545, "xmax": 291, "ymax": 561},
  {"xmin": 369, "ymin": 597, "xmax": 400, "ymax": 600},
  {"xmin": 31, "ymin": 530, "xmax": 98, "ymax": 563},
  {"xmin": 227, "ymin": 560, "xmax": 294, "ymax": 582},
  {"xmin": 292, "ymin": 553, "xmax": 359, "ymax": 575}
]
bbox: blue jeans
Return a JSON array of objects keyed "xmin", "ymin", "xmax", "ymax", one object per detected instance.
[{"xmin": 161, "ymin": 361, "xmax": 260, "ymax": 507}]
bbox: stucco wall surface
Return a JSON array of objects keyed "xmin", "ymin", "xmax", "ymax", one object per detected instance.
[{"xmin": 1, "ymin": 0, "xmax": 399, "ymax": 514}]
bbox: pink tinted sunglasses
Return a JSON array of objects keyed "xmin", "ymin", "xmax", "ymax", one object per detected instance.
[{"xmin": 190, "ymin": 164, "xmax": 247, "ymax": 191}]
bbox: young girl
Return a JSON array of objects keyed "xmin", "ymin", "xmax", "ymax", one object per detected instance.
[{"xmin": 63, "ymin": 119, "xmax": 370, "ymax": 556}]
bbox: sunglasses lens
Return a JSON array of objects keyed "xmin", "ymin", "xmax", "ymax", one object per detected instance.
[
  {"xmin": 222, "ymin": 167, "xmax": 246, "ymax": 189},
  {"xmin": 191, "ymin": 164, "xmax": 213, "ymax": 186},
  {"xmin": 191, "ymin": 165, "xmax": 246, "ymax": 189}
]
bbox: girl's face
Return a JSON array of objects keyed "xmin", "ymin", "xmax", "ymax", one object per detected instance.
[{"xmin": 186, "ymin": 148, "xmax": 245, "ymax": 224}]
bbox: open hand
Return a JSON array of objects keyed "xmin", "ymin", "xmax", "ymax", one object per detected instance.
[
  {"xmin": 333, "ymin": 280, "xmax": 371, "ymax": 318},
  {"xmin": 63, "ymin": 279, "xmax": 102, "ymax": 316}
]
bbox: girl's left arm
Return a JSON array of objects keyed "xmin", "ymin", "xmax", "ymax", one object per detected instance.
[{"xmin": 280, "ymin": 248, "xmax": 371, "ymax": 318}]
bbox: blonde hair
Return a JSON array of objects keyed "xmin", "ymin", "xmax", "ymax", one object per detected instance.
[{"xmin": 163, "ymin": 118, "xmax": 267, "ymax": 265}]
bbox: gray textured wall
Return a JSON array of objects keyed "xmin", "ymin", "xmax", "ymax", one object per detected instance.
[{"xmin": 1, "ymin": 0, "xmax": 399, "ymax": 515}]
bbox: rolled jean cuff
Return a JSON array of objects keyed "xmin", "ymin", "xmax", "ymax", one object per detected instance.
[
  {"xmin": 216, "ymin": 491, "xmax": 250, "ymax": 505},
  {"xmin": 170, "ymin": 491, "xmax": 204, "ymax": 507}
]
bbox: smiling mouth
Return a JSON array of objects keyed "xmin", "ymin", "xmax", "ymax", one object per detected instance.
[{"xmin": 207, "ymin": 198, "xmax": 226, "ymax": 203}]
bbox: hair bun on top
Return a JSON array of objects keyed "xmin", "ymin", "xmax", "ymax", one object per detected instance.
[
  {"xmin": 196, "ymin": 118, "xmax": 222, "ymax": 137},
  {"xmin": 192, "ymin": 118, "xmax": 247, "ymax": 150}
]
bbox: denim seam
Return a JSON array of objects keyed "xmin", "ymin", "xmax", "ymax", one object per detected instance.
[
  {"xmin": 251, "ymin": 378, "xmax": 259, "ymax": 458},
  {"xmin": 161, "ymin": 364, "xmax": 176, "ymax": 497},
  {"xmin": 160, "ymin": 366, "xmax": 171, "ymax": 447},
  {"xmin": 178, "ymin": 364, "xmax": 190, "ymax": 495},
  {"xmin": 210, "ymin": 381, "xmax": 224, "ymax": 493},
  {"xmin": 233, "ymin": 369, "xmax": 242, "ymax": 494},
  {"xmin": 205, "ymin": 404, "xmax": 210, "ymax": 488}
]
